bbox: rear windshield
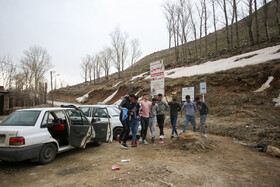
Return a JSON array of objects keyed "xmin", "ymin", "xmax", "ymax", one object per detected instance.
[{"xmin": 0, "ymin": 111, "xmax": 41, "ymax": 126}]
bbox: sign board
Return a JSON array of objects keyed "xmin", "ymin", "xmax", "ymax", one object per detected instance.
[
  {"xmin": 150, "ymin": 60, "xmax": 165, "ymax": 96},
  {"xmin": 182, "ymin": 86, "xmax": 195, "ymax": 101},
  {"xmin": 200, "ymin": 82, "xmax": 207, "ymax": 94}
]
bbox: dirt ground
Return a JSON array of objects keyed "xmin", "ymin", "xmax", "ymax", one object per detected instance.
[{"xmin": 0, "ymin": 127, "xmax": 280, "ymax": 187}]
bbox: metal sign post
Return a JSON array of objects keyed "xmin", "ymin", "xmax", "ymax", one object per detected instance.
[{"xmin": 200, "ymin": 82, "xmax": 207, "ymax": 102}]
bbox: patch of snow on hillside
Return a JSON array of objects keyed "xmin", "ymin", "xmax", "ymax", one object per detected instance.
[
  {"xmin": 103, "ymin": 89, "xmax": 118, "ymax": 104},
  {"xmin": 273, "ymin": 93, "xmax": 280, "ymax": 107},
  {"xmin": 142, "ymin": 45, "xmax": 280, "ymax": 80},
  {"xmin": 131, "ymin": 72, "xmax": 148, "ymax": 81},
  {"xmin": 113, "ymin": 99, "xmax": 122, "ymax": 106},
  {"xmin": 75, "ymin": 93, "xmax": 89, "ymax": 103},
  {"xmin": 113, "ymin": 81, "xmax": 122, "ymax": 87},
  {"xmin": 135, "ymin": 90, "xmax": 141, "ymax": 96},
  {"xmin": 254, "ymin": 76, "xmax": 274, "ymax": 92}
]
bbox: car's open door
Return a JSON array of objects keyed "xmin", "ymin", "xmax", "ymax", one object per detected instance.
[
  {"xmin": 91, "ymin": 108, "xmax": 112, "ymax": 142},
  {"xmin": 67, "ymin": 110, "xmax": 93, "ymax": 148}
]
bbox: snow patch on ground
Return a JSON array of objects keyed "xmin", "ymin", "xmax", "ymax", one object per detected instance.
[
  {"xmin": 137, "ymin": 45, "xmax": 280, "ymax": 80},
  {"xmin": 75, "ymin": 93, "xmax": 89, "ymax": 103},
  {"xmin": 103, "ymin": 89, "xmax": 118, "ymax": 104},
  {"xmin": 135, "ymin": 90, "xmax": 141, "ymax": 96},
  {"xmin": 113, "ymin": 99, "xmax": 122, "ymax": 106},
  {"xmin": 113, "ymin": 81, "xmax": 122, "ymax": 87},
  {"xmin": 131, "ymin": 72, "xmax": 148, "ymax": 81},
  {"xmin": 273, "ymin": 93, "xmax": 280, "ymax": 107},
  {"xmin": 254, "ymin": 76, "xmax": 274, "ymax": 92}
]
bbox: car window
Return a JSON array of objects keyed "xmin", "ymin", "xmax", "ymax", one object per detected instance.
[
  {"xmin": 0, "ymin": 110, "xmax": 41, "ymax": 126},
  {"xmin": 41, "ymin": 112, "xmax": 49, "ymax": 127},
  {"xmin": 107, "ymin": 107, "xmax": 120, "ymax": 117},
  {"xmin": 79, "ymin": 107, "xmax": 91, "ymax": 116},
  {"xmin": 67, "ymin": 110, "xmax": 89, "ymax": 125},
  {"xmin": 93, "ymin": 108, "xmax": 108, "ymax": 118}
]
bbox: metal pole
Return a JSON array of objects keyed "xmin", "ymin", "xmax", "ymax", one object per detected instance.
[
  {"xmin": 203, "ymin": 94, "xmax": 205, "ymax": 102},
  {"xmin": 51, "ymin": 71, "xmax": 53, "ymax": 107}
]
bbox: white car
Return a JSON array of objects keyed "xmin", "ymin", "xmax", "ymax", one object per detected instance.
[
  {"xmin": 0, "ymin": 107, "xmax": 111, "ymax": 164},
  {"xmin": 79, "ymin": 105, "xmax": 141, "ymax": 140}
]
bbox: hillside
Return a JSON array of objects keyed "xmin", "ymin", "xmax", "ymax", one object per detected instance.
[{"xmin": 51, "ymin": 1, "xmax": 280, "ymax": 147}]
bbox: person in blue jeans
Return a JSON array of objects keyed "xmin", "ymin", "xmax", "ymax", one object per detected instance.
[
  {"xmin": 168, "ymin": 98, "xmax": 181, "ymax": 139},
  {"xmin": 181, "ymin": 95, "xmax": 197, "ymax": 132},
  {"xmin": 130, "ymin": 96, "xmax": 140, "ymax": 147}
]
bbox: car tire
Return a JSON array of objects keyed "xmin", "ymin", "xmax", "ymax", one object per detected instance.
[
  {"xmin": 39, "ymin": 143, "xmax": 57, "ymax": 165},
  {"xmin": 113, "ymin": 127, "xmax": 123, "ymax": 140}
]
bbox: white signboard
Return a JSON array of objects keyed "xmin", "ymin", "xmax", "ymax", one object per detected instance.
[
  {"xmin": 200, "ymin": 82, "xmax": 207, "ymax": 94},
  {"xmin": 150, "ymin": 60, "xmax": 165, "ymax": 96},
  {"xmin": 182, "ymin": 86, "xmax": 195, "ymax": 101}
]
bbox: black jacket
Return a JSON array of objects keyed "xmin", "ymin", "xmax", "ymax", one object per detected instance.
[
  {"xmin": 196, "ymin": 102, "xmax": 209, "ymax": 115},
  {"xmin": 168, "ymin": 102, "xmax": 181, "ymax": 116},
  {"xmin": 119, "ymin": 96, "xmax": 133, "ymax": 121}
]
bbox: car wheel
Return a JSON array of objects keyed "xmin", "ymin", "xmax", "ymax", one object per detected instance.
[
  {"xmin": 39, "ymin": 143, "xmax": 57, "ymax": 165},
  {"xmin": 113, "ymin": 127, "xmax": 123, "ymax": 140}
]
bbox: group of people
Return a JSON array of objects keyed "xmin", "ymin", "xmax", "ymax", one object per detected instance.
[{"xmin": 118, "ymin": 93, "xmax": 209, "ymax": 149}]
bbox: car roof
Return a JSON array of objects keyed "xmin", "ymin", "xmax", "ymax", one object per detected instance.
[{"xmin": 16, "ymin": 107, "xmax": 76, "ymax": 112}]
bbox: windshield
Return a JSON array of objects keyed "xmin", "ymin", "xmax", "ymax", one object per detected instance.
[
  {"xmin": 0, "ymin": 110, "xmax": 41, "ymax": 126},
  {"xmin": 107, "ymin": 106, "xmax": 120, "ymax": 117}
]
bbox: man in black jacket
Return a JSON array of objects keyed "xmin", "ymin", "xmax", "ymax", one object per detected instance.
[
  {"xmin": 119, "ymin": 94, "xmax": 135, "ymax": 149},
  {"xmin": 168, "ymin": 98, "xmax": 181, "ymax": 139},
  {"xmin": 195, "ymin": 96, "xmax": 210, "ymax": 137}
]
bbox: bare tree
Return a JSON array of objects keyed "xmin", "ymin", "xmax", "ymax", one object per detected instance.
[
  {"xmin": 163, "ymin": 1, "xmax": 176, "ymax": 63},
  {"xmin": 219, "ymin": 0, "xmax": 231, "ymax": 50},
  {"xmin": 80, "ymin": 56, "xmax": 90, "ymax": 83},
  {"xmin": 130, "ymin": 39, "xmax": 142, "ymax": 66},
  {"xmin": 203, "ymin": 0, "xmax": 209, "ymax": 56},
  {"xmin": 188, "ymin": 3, "xmax": 198, "ymax": 58},
  {"xmin": 101, "ymin": 47, "xmax": 113, "ymax": 80},
  {"xmin": 0, "ymin": 55, "xmax": 16, "ymax": 89},
  {"xmin": 233, "ymin": 0, "xmax": 240, "ymax": 48},
  {"xmin": 254, "ymin": 0, "xmax": 260, "ymax": 43},
  {"xmin": 262, "ymin": 0, "xmax": 270, "ymax": 40},
  {"xmin": 276, "ymin": 0, "xmax": 280, "ymax": 34},
  {"xmin": 120, "ymin": 32, "xmax": 129, "ymax": 74},
  {"xmin": 211, "ymin": 0, "xmax": 219, "ymax": 52},
  {"xmin": 242, "ymin": 0, "xmax": 255, "ymax": 45},
  {"xmin": 95, "ymin": 53, "xmax": 102, "ymax": 82},
  {"xmin": 196, "ymin": 0, "xmax": 205, "ymax": 58},
  {"xmin": 20, "ymin": 45, "xmax": 52, "ymax": 105}
]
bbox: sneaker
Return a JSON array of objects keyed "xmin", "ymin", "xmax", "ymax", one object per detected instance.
[
  {"xmin": 160, "ymin": 135, "xmax": 165, "ymax": 139},
  {"xmin": 121, "ymin": 143, "xmax": 129, "ymax": 149},
  {"xmin": 143, "ymin": 139, "xmax": 148, "ymax": 145},
  {"xmin": 204, "ymin": 134, "xmax": 207, "ymax": 137},
  {"xmin": 139, "ymin": 137, "xmax": 143, "ymax": 143},
  {"xmin": 131, "ymin": 142, "xmax": 137, "ymax": 147},
  {"xmin": 171, "ymin": 136, "xmax": 174, "ymax": 139},
  {"xmin": 151, "ymin": 137, "xmax": 155, "ymax": 142}
]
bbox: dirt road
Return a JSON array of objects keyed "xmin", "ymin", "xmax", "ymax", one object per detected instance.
[{"xmin": 0, "ymin": 129, "xmax": 279, "ymax": 187}]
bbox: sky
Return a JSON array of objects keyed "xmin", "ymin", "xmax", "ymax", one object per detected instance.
[{"xmin": 0, "ymin": 0, "xmax": 169, "ymax": 86}]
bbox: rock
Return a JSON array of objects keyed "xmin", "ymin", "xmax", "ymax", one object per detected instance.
[{"xmin": 267, "ymin": 146, "xmax": 280, "ymax": 158}]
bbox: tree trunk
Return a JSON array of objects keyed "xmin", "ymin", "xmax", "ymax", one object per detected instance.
[
  {"xmin": 223, "ymin": 0, "xmax": 231, "ymax": 50},
  {"xmin": 277, "ymin": 0, "xmax": 280, "ymax": 34},
  {"xmin": 254, "ymin": 0, "xmax": 260, "ymax": 43},
  {"xmin": 233, "ymin": 0, "xmax": 240, "ymax": 48},
  {"xmin": 249, "ymin": 0, "xmax": 255, "ymax": 46},
  {"xmin": 230, "ymin": 9, "xmax": 235, "ymax": 50},
  {"xmin": 204, "ymin": 0, "xmax": 208, "ymax": 57},
  {"xmin": 263, "ymin": 0, "xmax": 270, "ymax": 40},
  {"xmin": 212, "ymin": 0, "xmax": 218, "ymax": 52}
]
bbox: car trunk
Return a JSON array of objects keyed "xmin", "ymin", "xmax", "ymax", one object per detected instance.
[{"xmin": 0, "ymin": 129, "xmax": 18, "ymax": 147}]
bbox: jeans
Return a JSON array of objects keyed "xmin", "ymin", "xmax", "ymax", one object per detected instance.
[
  {"xmin": 130, "ymin": 118, "xmax": 139, "ymax": 143},
  {"xmin": 149, "ymin": 116, "xmax": 157, "ymax": 138},
  {"xmin": 200, "ymin": 114, "xmax": 207, "ymax": 135},
  {"xmin": 141, "ymin": 117, "xmax": 149, "ymax": 140},
  {"xmin": 157, "ymin": 114, "xmax": 165, "ymax": 136},
  {"xmin": 120, "ymin": 117, "xmax": 130, "ymax": 144},
  {"xmin": 170, "ymin": 115, "xmax": 178, "ymax": 136},
  {"xmin": 183, "ymin": 115, "xmax": 196, "ymax": 132}
]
